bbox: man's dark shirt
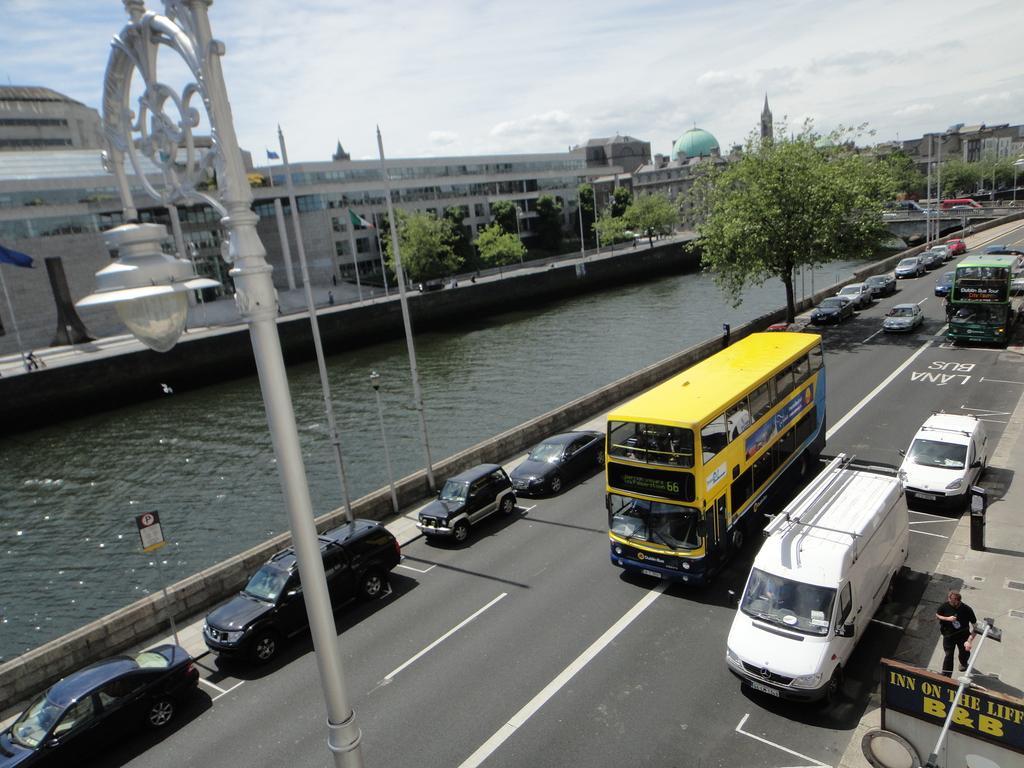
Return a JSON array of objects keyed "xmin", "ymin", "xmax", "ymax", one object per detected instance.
[{"xmin": 937, "ymin": 601, "xmax": 976, "ymax": 638}]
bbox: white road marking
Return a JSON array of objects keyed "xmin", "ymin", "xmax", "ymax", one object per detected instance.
[
  {"xmin": 980, "ymin": 376, "xmax": 1024, "ymax": 386},
  {"xmin": 518, "ymin": 504, "xmax": 537, "ymax": 512},
  {"xmin": 458, "ymin": 583, "xmax": 667, "ymax": 768},
  {"xmin": 735, "ymin": 713, "xmax": 830, "ymax": 767},
  {"xmin": 911, "ymin": 529, "xmax": 949, "ymax": 539},
  {"xmin": 871, "ymin": 619, "xmax": 905, "ymax": 630},
  {"xmin": 384, "ymin": 593, "xmax": 507, "ymax": 682},
  {"xmin": 827, "ymin": 339, "xmax": 934, "ymax": 440},
  {"xmin": 862, "ymin": 329, "xmax": 883, "ymax": 344},
  {"xmin": 199, "ymin": 677, "xmax": 245, "ymax": 701},
  {"xmin": 397, "ymin": 562, "xmax": 436, "ymax": 574},
  {"xmin": 910, "ymin": 508, "xmax": 959, "ymax": 520}
]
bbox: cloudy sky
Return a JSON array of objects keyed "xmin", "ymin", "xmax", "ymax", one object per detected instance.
[{"xmin": 2, "ymin": 0, "xmax": 1021, "ymax": 164}]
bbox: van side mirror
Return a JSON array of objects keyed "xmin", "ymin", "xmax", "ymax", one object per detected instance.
[
  {"xmin": 898, "ymin": 449, "xmax": 906, "ymax": 458},
  {"xmin": 970, "ymin": 459, "xmax": 982, "ymax": 468},
  {"xmin": 837, "ymin": 623, "xmax": 855, "ymax": 638}
]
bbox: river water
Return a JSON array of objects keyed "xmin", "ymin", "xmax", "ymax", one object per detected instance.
[{"xmin": 0, "ymin": 261, "xmax": 869, "ymax": 661}]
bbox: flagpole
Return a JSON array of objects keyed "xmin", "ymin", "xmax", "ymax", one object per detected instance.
[
  {"xmin": 373, "ymin": 213, "xmax": 390, "ymax": 296},
  {"xmin": 377, "ymin": 125, "xmax": 435, "ymax": 491},
  {"xmin": 0, "ymin": 266, "xmax": 27, "ymax": 366},
  {"xmin": 278, "ymin": 125, "xmax": 354, "ymax": 521},
  {"xmin": 345, "ymin": 211, "xmax": 364, "ymax": 301}
]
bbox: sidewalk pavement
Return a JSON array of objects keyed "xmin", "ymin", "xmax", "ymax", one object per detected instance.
[{"xmin": 837, "ymin": 346, "xmax": 1024, "ymax": 768}]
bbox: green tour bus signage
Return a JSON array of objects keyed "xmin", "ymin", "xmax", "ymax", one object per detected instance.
[{"xmin": 607, "ymin": 464, "xmax": 695, "ymax": 502}]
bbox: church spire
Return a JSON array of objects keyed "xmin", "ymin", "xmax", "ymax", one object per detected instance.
[{"xmin": 760, "ymin": 94, "xmax": 773, "ymax": 142}]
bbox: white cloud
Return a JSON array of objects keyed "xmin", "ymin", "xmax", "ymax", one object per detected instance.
[{"xmin": 1, "ymin": 0, "xmax": 1022, "ymax": 162}]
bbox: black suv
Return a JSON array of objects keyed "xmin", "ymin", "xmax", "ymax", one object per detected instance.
[
  {"xmin": 203, "ymin": 519, "xmax": 400, "ymax": 663},
  {"xmin": 416, "ymin": 464, "xmax": 516, "ymax": 542}
]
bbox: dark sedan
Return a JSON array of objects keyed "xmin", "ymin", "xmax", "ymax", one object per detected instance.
[
  {"xmin": 809, "ymin": 296, "xmax": 854, "ymax": 325},
  {"xmin": 510, "ymin": 431, "xmax": 604, "ymax": 495},
  {"xmin": 865, "ymin": 273, "xmax": 897, "ymax": 298},
  {"xmin": 0, "ymin": 645, "xmax": 198, "ymax": 766}
]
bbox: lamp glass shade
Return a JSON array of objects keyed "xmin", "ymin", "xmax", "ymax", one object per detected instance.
[{"xmin": 115, "ymin": 293, "xmax": 189, "ymax": 352}]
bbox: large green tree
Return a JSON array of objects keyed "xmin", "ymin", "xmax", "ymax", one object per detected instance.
[
  {"xmin": 475, "ymin": 224, "xmax": 526, "ymax": 273},
  {"xmin": 489, "ymin": 200, "xmax": 519, "ymax": 236},
  {"xmin": 878, "ymin": 150, "xmax": 925, "ymax": 199},
  {"xmin": 577, "ymin": 184, "xmax": 597, "ymax": 248},
  {"xmin": 382, "ymin": 209, "xmax": 462, "ymax": 283},
  {"xmin": 610, "ymin": 187, "xmax": 632, "ymax": 218},
  {"xmin": 594, "ymin": 214, "xmax": 630, "ymax": 244},
  {"xmin": 534, "ymin": 194, "xmax": 564, "ymax": 252},
  {"xmin": 625, "ymin": 192, "xmax": 678, "ymax": 246},
  {"xmin": 693, "ymin": 123, "xmax": 898, "ymax": 323},
  {"xmin": 444, "ymin": 205, "xmax": 475, "ymax": 267},
  {"xmin": 938, "ymin": 158, "xmax": 980, "ymax": 197}
]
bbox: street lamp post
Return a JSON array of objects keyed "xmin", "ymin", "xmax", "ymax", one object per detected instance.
[
  {"xmin": 78, "ymin": 3, "xmax": 363, "ymax": 765},
  {"xmin": 369, "ymin": 370, "xmax": 399, "ymax": 512}
]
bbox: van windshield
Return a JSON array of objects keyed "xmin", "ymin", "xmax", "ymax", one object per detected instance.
[{"xmin": 740, "ymin": 568, "xmax": 836, "ymax": 636}]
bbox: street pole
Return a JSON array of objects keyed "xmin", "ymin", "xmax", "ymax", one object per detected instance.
[
  {"xmin": 99, "ymin": 4, "xmax": 363, "ymax": 764},
  {"xmin": 278, "ymin": 125, "xmax": 354, "ymax": 523},
  {"xmin": 370, "ymin": 371, "xmax": 399, "ymax": 512},
  {"xmin": 377, "ymin": 126, "xmax": 435, "ymax": 490},
  {"xmin": 926, "ymin": 135, "xmax": 933, "ymax": 245},
  {"xmin": 578, "ymin": 194, "xmax": 586, "ymax": 260}
]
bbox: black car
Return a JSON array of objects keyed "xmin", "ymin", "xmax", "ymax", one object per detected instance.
[
  {"xmin": 0, "ymin": 645, "xmax": 198, "ymax": 766},
  {"xmin": 864, "ymin": 273, "xmax": 896, "ymax": 298},
  {"xmin": 810, "ymin": 296, "xmax": 854, "ymax": 325},
  {"xmin": 417, "ymin": 464, "xmax": 516, "ymax": 542},
  {"xmin": 203, "ymin": 519, "xmax": 400, "ymax": 663},
  {"xmin": 934, "ymin": 271, "xmax": 954, "ymax": 297},
  {"xmin": 510, "ymin": 431, "xmax": 605, "ymax": 496}
]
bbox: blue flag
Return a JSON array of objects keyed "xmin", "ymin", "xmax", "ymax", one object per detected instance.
[
  {"xmin": 0, "ymin": 244, "xmax": 33, "ymax": 268},
  {"xmin": 266, "ymin": 149, "xmax": 280, "ymax": 160}
]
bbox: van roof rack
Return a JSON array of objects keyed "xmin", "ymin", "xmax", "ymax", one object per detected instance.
[{"xmin": 763, "ymin": 453, "xmax": 864, "ymax": 543}]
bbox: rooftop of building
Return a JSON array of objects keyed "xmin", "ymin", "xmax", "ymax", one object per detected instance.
[{"xmin": 0, "ymin": 86, "xmax": 87, "ymax": 107}]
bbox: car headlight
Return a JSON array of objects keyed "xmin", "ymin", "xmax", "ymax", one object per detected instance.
[
  {"xmin": 946, "ymin": 478, "xmax": 963, "ymax": 491},
  {"xmin": 791, "ymin": 672, "xmax": 822, "ymax": 688},
  {"xmin": 725, "ymin": 647, "xmax": 740, "ymax": 666},
  {"xmin": 224, "ymin": 629, "xmax": 245, "ymax": 642},
  {"xmin": 898, "ymin": 469, "xmax": 907, "ymax": 483}
]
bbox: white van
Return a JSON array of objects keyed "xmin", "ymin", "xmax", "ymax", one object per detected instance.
[{"xmin": 725, "ymin": 454, "xmax": 909, "ymax": 702}]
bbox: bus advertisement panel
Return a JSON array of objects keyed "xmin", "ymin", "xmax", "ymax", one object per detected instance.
[{"xmin": 606, "ymin": 332, "xmax": 826, "ymax": 585}]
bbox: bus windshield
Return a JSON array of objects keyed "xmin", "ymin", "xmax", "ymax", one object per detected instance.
[
  {"xmin": 607, "ymin": 494, "xmax": 701, "ymax": 550},
  {"xmin": 607, "ymin": 421, "xmax": 694, "ymax": 467},
  {"xmin": 740, "ymin": 568, "xmax": 836, "ymax": 636}
]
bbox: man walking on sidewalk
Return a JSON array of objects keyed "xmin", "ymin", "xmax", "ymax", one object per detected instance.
[{"xmin": 936, "ymin": 590, "xmax": 977, "ymax": 675}]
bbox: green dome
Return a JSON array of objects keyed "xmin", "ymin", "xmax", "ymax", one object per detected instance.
[{"xmin": 672, "ymin": 128, "xmax": 719, "ymax": 160}]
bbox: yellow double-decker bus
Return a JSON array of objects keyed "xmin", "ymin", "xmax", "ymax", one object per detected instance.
[{"xmin": 606, "ymin": 332, "xmax": 826, "ymax": 584}]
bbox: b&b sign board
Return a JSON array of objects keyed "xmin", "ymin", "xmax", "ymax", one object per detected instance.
[
  {"xmin": 136, "ymin": 511, "xmax": 166, "ymax": 554},
  {"xmin": 882, "ymin": 659, "xmax": 1024, "ymax": 754}
]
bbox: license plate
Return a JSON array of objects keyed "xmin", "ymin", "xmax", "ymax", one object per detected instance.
[
  {"xmin": 914, "ymin": 492, "xmax": 937, "ymax": 501},
  {"xmin": 641, "ymin": 569, "xmax": 662, "ymax": 579},
  {"xmin": 749, "ymin": 680, "xmax": 780, "ymax": 697}
]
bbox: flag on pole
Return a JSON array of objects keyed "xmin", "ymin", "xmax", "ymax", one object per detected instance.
[
  {"xmin": 349, "ymin": 209, "xmax": 374, "ymax": 229},
  {"xmin": 266, "ymin": 149, "xmax": 280, "ymax": 160},
  {"xmin": 0, "ymin": 244, "xmax": 33, "ymax": 268}
]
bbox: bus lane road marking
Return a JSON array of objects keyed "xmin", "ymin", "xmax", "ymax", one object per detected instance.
[
  {"xmin": 457, "ymin": 582, "xmax": 667, "ymax": 768},
  {"xmin": 827, "ymin": 339, "xmax": 934, "ymax": 440},
  {"xmin": 734, "ymin": 713, "xmax": 830, "ymax": 767},
  {"xmin": 379, "ymin": 592, "xmax": 507, "ymax": 684}
]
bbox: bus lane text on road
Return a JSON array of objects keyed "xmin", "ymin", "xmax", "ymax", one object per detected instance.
[{"xmin": 910, "ymin": 361, "xmax": 976, "ymax": 386}]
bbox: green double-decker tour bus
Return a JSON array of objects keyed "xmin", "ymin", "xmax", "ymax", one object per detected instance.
[{"xmin": 947, "ymin": 253, "xmax": 1020, "ymax": 346}]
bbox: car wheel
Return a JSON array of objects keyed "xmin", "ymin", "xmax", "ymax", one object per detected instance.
[
  {"xmin": 825, "ymin": 667, "xmax": 844, "ymax": 705},
  {"xmin": 549, "ymin": 474, "xmax": 563, "ymax": 494},
  {"xmin": 500, "ymin": 493, "xmax": 516, "ymax": 515},
  {"xmin": 452, "ymin": 520, "xmax": 470, "ymax": 543},
  {"xmin": 250, "ymin": 629, "xmax": 280, "ymax": 664},
  {"xmin": 359, "ymin": 568, "xmax": 387, "ymax": 600},
  {"xmin": 146, "ymin": 696, "xmax": 175, "ymax": 728}
]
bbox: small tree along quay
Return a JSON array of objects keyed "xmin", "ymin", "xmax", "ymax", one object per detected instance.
[
  {"xmin": 489, "ymin": 200, "xmax": 519, "ymax": 236},
  {"xmin": 382, "ymin": 209, "xmax": 462, "ymax": 283},
  {"xmin": 626, "ymin": 192, "xmax": 679, "ymax": 246},
  {"xmin": 475, "ymin": 224, "xmax": 526, "ymax": 273},
  {"xmin": 534, "ymin": 194, "xmax": 564, "ymax": 253},
  {"xmin": 693, "ymin": 123, "xmax": 898, "ymax": 323}
]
